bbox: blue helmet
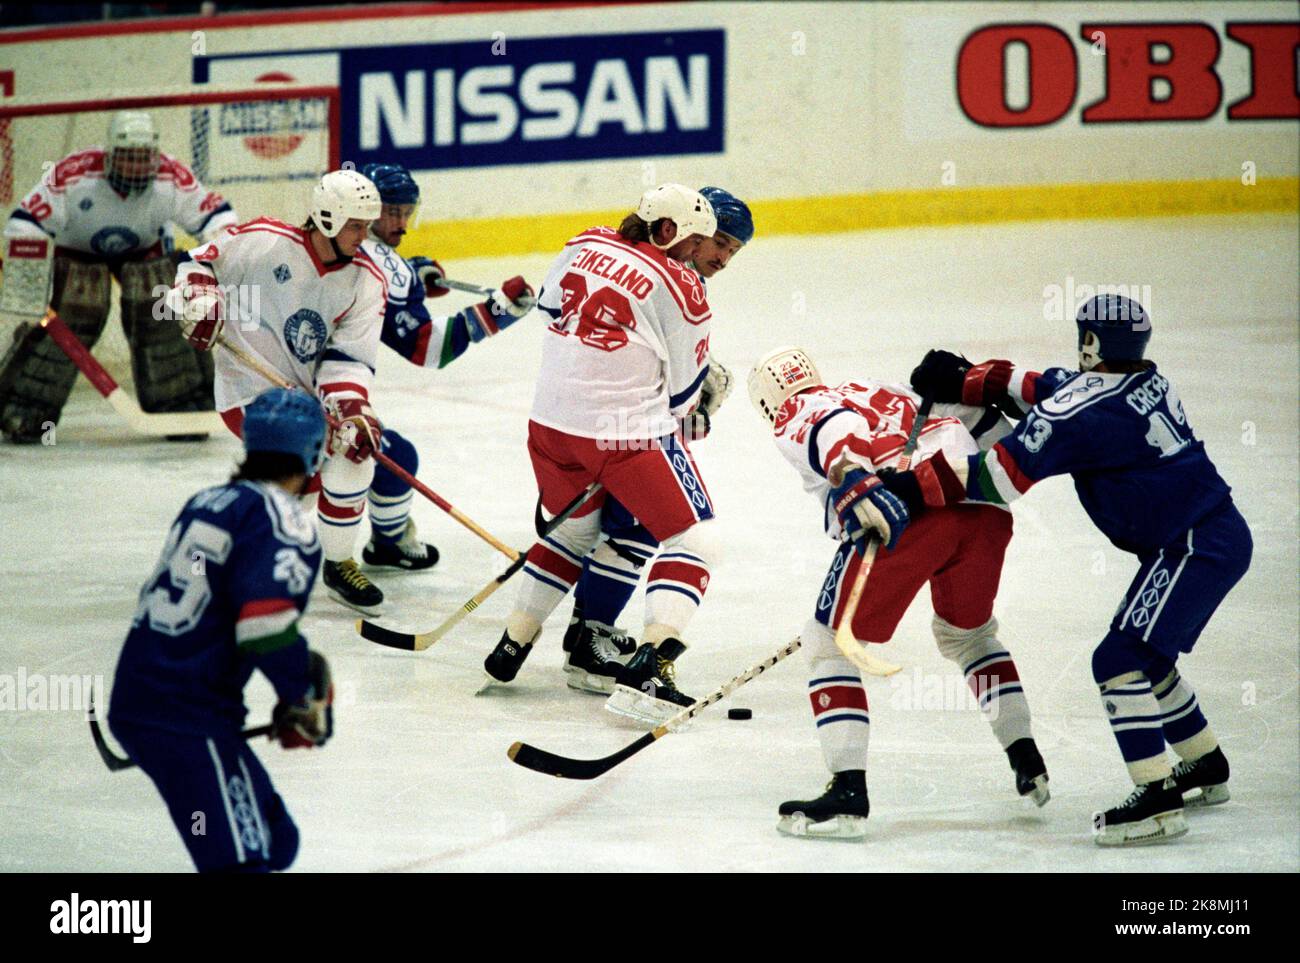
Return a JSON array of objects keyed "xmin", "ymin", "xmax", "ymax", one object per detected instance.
[
  {"xmin": 1076, "ymin": 294, "xmax": 1151, "ymax": 371},
  {"xmin": 242, "ymin": 388, "xmax": 327, "ymax": 474},
  {"xmin": 358, "ymin": 163, "xmax": 420, "ymax": 206},
  {"xmin": 699, "ymin": 186, "xmax": 754, "ymax": 245}
]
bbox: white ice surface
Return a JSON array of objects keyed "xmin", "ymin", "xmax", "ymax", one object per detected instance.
[{"xmin": 1, "ymin": 215, "xmax": 1296, "ymax": 872}]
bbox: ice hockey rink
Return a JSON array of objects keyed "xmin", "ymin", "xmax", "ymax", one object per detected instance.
[{"xmin": 1, "ymin": 213, "xmax": 1296, "ymax": 872}]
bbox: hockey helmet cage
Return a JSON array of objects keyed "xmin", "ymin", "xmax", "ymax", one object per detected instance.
[{"xmin": 748, "ymin": 346, "xmax": 823, "ymax": 425}]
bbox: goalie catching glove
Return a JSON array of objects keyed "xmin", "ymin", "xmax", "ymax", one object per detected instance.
[
  {"xmin": 174, "ymin": 272, "xmax": 225, "ymax": 352},
  {"xmin": 830, "ymin": 465, "xmax": 910, "ymax": 552},
  {"xmin": 324, "ymin": 395, "xmax": 382, "ymax": 463},
  {"xmin": 272, "ymin": 650, "xmax": 333, "ymax": 749},
  {"xmin": 458, "ymin": 276, "xmax": 536, "ymax": 342}
]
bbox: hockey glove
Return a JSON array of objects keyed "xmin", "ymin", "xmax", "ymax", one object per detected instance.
[
  {"xmin": 324, "ymin": 396, "xmax": 383, "ymax": 464},
  {"xmin": 459, "ymin": 276, "xmax": 537, "ymax": 342},
  {"xmin": 272, "ymin": 650, "xmax": 333, "ymax": 749},
  {"xmin": 680, "ymin": 409, "xmax": 711, "ymax": 442},
  {"xmin": 911, "ymin": 349, "xmax": 1015, "ymax": 409},
  {"xmin": 698, "ymin": 356, "xmax": 734, "ymax": 419},
  {"xmin": 409, "ymin": 256, "xmax": 449, "ymax": 298},
  {"xmin": 876, "ymin": 451, "xmax": 967, "ymax": 514},
  {"xmin": 830, "ymin": 466, "xmax": 910, "ymax": 552},
  {"xmin": 177, "ymin": 272, "xmax": 225, "ymax": 352}
]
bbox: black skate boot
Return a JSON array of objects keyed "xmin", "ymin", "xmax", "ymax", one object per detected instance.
[
  {"xmin": 605, "ymin": 638, "xmax": 694, "ymax": 725},
  {"xmin": 1006, "ymin": 737, "xmax": 1050, "ymax": 807},
  {"xmin": 564, "ymin": 621, "xmax": 630, "ymax": 694},
  {"xmin": 777, "ymin": 770, "xmax": 870, "ymax": 840},
  {"xmin": 1172, "ymin": 746, "xmax": 1230, "ymax": 808},
  {"xmin": 362, "ymin": 520, "xmax": 440, "ymax": 571},
  {"xmin": 1093, "ymin": 776, "xmax": 1188, "ymax": 847},
  {"xmin": 483, "ymin": 629, "xmax": 535, "ymax": 685},
  {"xmin": 561, "ymin": 601, "xmax": 635, "ymax": 662},
  {"xmin": 562, "ymin": 599, "xmax": 584, "ymax": 655},
  {"xmin": 323, "ymin": 559, "xmax": 384, "ymax": 616}
]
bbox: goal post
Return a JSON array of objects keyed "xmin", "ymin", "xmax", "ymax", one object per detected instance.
[{"xmin": 0, "ymin": 83, "xmax": 341, "ymax": 228}]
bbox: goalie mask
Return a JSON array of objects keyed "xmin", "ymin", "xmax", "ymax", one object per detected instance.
[
  {"xmin": 748, "ymin": 346, "xmax": 823, "ymax": 426},
  {"xmin": 105, "ymin": 111, "xmax": 160, "ymax": 196}
]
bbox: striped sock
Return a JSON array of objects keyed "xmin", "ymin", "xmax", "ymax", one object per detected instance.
[
  {"xmin": 1100, "ymin": 676, "xmax": 1171, "ymax": 784},
  {"xmin": 1152, "ymin": 670, "xmax": 1216, "ymax": 761},
  {"xmin": 962, "ymin": 649, "xmax": 1032, "ymax": 750},
  {"xmin": 645, "ymin": 549, "xmax": 710, "ymax": 635},
  {"xmin": 367, "ymin": 489, "xmax": 413, "ymax": 544},
  {"xmin": 808, "ymin": 658, "xmax": 870, "ymax": 774}
]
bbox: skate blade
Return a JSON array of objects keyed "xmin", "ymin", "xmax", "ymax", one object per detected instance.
[
  {"xmin": 1022, "ymin": 775, "xmax": 1051, "ymax": 808},
  {"xmin": 326, "ymin": 589, "xmax": 383, "ymax": 618},
  {"xmin": 1183, "ymin": 784, "xmax": 1229, "ymax": 808},
  {"xmin": 604, "ymin": 685, "xmax": 692, "ymax": 730},
  {"xmin": 777, "ymin": 813, "xmax": 868, "ymax": 841},
  {"xmin": 475, "ymin": 674, "xmax": 506, "ymax": 696},
  {"xmin": 1093, "ymin": 810, "xmax": 1189, "ymax": 847},
  {"xmin": 563, "ymin": 666, "xmax": 616, "ymax": 695}
]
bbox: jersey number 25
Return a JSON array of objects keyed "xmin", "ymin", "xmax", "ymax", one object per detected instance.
[{"xmin": 133, "ymin": 519, "xmax": 233, "ymax": 637}]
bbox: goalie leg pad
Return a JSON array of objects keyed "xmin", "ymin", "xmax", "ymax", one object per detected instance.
[
  {"xmin": 121, "ymin": 256, "xmax": 214, "ymax": 413},
  {"xmin": 0, "ymin": 257, "xmax": 111, "ymax": 442}
]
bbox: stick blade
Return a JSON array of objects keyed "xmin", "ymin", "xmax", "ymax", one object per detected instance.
[
  {"xmin": 356, "ymin": 618, "xmax": 424, "ymax": 651},
  {"xmin": 507, "ymin": 733, "xmax": 655, "ymax": 780}
]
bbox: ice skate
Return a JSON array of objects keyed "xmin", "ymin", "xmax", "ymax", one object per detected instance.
[
  {"xmin": 323, "ymin": 559, "xmax": 383, "ymax": 616},
  {"xmin": 1006, "ymin": 737, "xmax": 1050, "ymax": 807},
  {"xmin": 777, "ymin": 770, "xmax": 869, "ymax": 840},
  {"xmin": 1093, "ymin": 777, "xmax": 1188, "ymax": 846},
  {"xmin": 362, "ymin": 520, "xmax": 439, "ymax": 571},
  {"xmin": 1172, "ymin": 746, "xmax": 1230, "ymax": 808},
  {"xmin": 605, "ymin": 639, "xmax": 695, "ymax": 725}
]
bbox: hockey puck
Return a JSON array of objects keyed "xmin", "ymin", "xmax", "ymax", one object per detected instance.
[{"xmin": 727, "ymin": 708, "xmax": 753, "ymax": 721}]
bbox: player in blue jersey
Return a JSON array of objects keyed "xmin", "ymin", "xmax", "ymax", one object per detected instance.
[
  {"xmin": 899, "ymin": 294, "xmax": 1251, "ymax": 846},
  {"xmin": 352, "ymin": 163, "xmax": 534, "ymax": 576},
  {"xmin": 554, "ymin": 187, "xmax": 752, "ymax": 694},
  {"xmin": 109, "ymin": 388, "xmax": 334, "ymax": 872}
]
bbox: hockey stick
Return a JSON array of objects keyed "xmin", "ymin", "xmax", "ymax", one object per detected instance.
[
  {"xmin": 508, "ymin": 636, "xmax": 803, "ymax": 780},
  {"xmin": 40, "ymin": 312, "xmax": 225, "ymax": 438},
  {"xmin": 215, "ymin": 334, "xmax": 520, "ymax": 561},
  {"xmin": 358, "ymin": 481, "xmax": 603, "ymax": 650},
  {"xmin": 88, "ymin": 701, "xmax": 270, "ymax": 772},
  {"xmin": 832, "ymin": 395, "xmax": 935, "ymax": 678},
  {"xmin": 432, "ymin": 277, "xmax": 492, "ymax": 297}
]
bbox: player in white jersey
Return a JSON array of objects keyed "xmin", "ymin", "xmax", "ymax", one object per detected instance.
[
  {"xmin": 748, "ymin": 347, "xmax": 1049, "ymax": 839},
  {"xmin": 484, "ymin": 184, "xmax": 719, "ymax": 724},
  {"xmin": 352, "ymin": 163, "xmax": 534, "ymax": 571},
  {"xmin": 0, "ymin": 111, "xmax": 238, "ymax": 441},
  {"xmin": 169, "ymin": 169, "xmax": 396, "ymax": 615},
  {"xmin": 560, "ymin": 187, "xmax": 751, "ymax": 694}
]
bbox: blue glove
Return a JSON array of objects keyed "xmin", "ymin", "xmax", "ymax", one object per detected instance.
[
  {"xmin": 830, "ymin": 467, "xmax": 910, "ymax": 552},
  {"xmin": 408, "ymin": 256, "xmax": 449, "ymax": 298}
]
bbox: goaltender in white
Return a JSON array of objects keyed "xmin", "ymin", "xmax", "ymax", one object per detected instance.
[{"xmin": 166, "ymin": 169, "xmax": 392, "ymax": 613}]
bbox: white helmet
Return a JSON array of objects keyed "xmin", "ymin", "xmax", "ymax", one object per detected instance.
[
  {"xmin": 106, "ymin": 111, "xmax": 159, "ymax": 194},
  {"xmin": 636, "ymin": 183, "xmax": 716, "ymax": 250},
  {"xmin": 310, "ymin": 169, "xmax": 382, "ymax": 238},
  {"xmin": 748, "ymin": 346, "xmax": 823, "ymax": 425}
]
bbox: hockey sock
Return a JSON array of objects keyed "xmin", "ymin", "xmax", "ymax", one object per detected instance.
[
  {"xmin": 516, "ymin": 512, "xmax": 601, "ymax": 625},
  {"xmin": 1151, "ymin": 668, "xmax": 1218, "ymax": 761},
  {"xmin": 1098, "ymin": 673, "xmax": 1171, "ymax": 784},
  {"xmin": 803, "ymin": 620, "xmax": 870, "ymax": 773},
  {"xmin": 575, "ymin": 537, "xmax": 652, "ymax": 625},
  {"xmin": 318, "ymin": 456, "xmax": 374, "ymax": 561},
  {"xmin": 368, "ymin": 431, "xmax": 418, "ymax": 544},
  {"xmin": 644, "ymin": 548, "xmax": 710, "ymax": 635},
  {"xmin": 933, "ymin": 616, "xmax": 1032, "ymax": 750}
]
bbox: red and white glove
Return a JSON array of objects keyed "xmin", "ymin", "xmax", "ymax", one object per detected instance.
[
  {"xmin": 490, "ymin": 275, "xmax": 536, "ymax": 319},
  {"xmin": 271, "ymin": 650, "xmax": 333, "ymax": 750},
  {"xmin": 176, "ymin": 272, "xmax": 224, "ymax": 351},
  {"xmin": 324, "ymin": 395, "xmax": 382, "ymax": 463}
]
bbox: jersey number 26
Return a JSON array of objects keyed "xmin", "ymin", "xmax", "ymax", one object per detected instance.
[{"xmin": 550, "ymin": 272, "xmax": 635, "ymax": 352}]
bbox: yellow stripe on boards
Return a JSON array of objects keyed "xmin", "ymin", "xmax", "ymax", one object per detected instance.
[{"xmin": 405, "ymin": 176, "xmax": 1299, "ymax": 261}]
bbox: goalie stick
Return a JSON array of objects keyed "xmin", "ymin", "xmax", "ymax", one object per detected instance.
[
  {"xmin": 832, "ymin": 395, "xmax": 935, "ymax": 678},
  {"xmin": 88, "ymin": 696, "xmax": 270, "ymax": 772},
  {"xmin": 508, "ymin": 636, "xmax": 803, "ymax": 780},
  {"xmin": 357, "ymin": 482, "xmax": 603, "ymax": 651},
  {"xmin": 40, "ymin": 312, "xmax": 225, "ymax": 438},
  {"xmin": 215, "ymin": 334, "xmax": 521, "ymax": 562}
]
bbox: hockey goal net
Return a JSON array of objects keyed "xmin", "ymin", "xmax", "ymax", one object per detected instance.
[
  {"xmin": 0, "ymin": 84, "xmax": 339, "ymax": 379},
  {"xmin": 0, "ymin": 83, "xmax": 340, "ymax": 228}
]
